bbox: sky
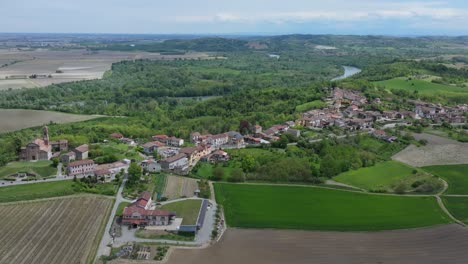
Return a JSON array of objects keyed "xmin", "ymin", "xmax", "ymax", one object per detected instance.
[{"xmin": 2, "ymin": 0, "xmax": 468, "ymax": 35}]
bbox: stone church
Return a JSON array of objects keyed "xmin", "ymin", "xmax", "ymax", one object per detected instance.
[{"xmin": 20, "ymin": 126, "xmax": 68, "ymax": 161}]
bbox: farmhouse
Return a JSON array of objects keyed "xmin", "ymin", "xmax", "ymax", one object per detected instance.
[
  {"xmin": 110, "ymin": 132, "xmax": 124, "ymax": 139},
  {"xmin": 209, "ymin": 150, "xmax": 230, "ymax": 162},
  {"xmin": 142, "ymin": 141, "xmax": 166, "ymax": 154},
  {"xmin": 60, "ymin": 151, "xmax": 76, "ymax": 164},
  {"xmin": 73, "ymin": 144, "xmax": 89, "ymax": 160},
  {"xmin": 152, "ymin": 134, "xmax": 184, "ymax": 147},
  {"xmin": 160, "ymin": 153, "xmax": 189, "ymax": 171},
  {"xmin": 140, "ymin": 159, "xmax": 161, "ymax": 173},
  {"xmin": 93, "ymin": 159, "xmax": 130, "ymax": 181},
  {"xmin": 20, "ymin": 126, "xmax": 68, "ymax": 161},
  {"xmin": 67, "ymin": 159, "xmax": 96, "ymax": 177},
  {"xmin": 122, "ymin": 191, "xmax": 176, "ymax": 227}
]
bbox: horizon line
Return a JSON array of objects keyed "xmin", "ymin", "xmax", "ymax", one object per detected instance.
[{"xmin": 1, "ymin": 32, "xmax": 468, "ymax": 38}]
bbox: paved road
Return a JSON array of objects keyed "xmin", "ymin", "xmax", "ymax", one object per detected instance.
[{"xmin": 95, "ymin": 176, "xmax": 128, "ymax": 261}]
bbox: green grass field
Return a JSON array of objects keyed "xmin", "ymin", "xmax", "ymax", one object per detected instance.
[
  {"xmin": 215, "ymin": 183, "xmax": 450, "ymax": 231},
  {"xmin": 375, "ymin": 77, "xmax": 467, "ymax": 97},
  {"xmin": 442, "ymin": 196, "xmax": 468, "ymax": 224},
  {"xmin": 334, "ymin": 161, "xmax": 414, "ymax": 191},
  {"xmin": 423, "ymin": 164, "xmax": 468, "ymax": 194},
  {"xmin": 0, "ymin": 180, "xmax": 76, "ymax": 203},
  {"xmin": 0, "ymin": 161, "xmax": 56, "ymax": 179},
  {"xmin": 195, "ymin": 163, "xmax": 235, "ymax": 180},
  {"xmin": 159, "ymin": 199, "xmax": 202, "ymax": 225}
]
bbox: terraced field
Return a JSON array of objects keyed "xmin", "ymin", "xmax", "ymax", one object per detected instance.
[{"xmin": 0, "ymin": 195, "xmax": 113, "ymax": 264}]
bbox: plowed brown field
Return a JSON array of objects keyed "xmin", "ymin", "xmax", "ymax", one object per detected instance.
[{"xmin": 0, "ymin": 195, "xmax": 113, "ymax": 264}]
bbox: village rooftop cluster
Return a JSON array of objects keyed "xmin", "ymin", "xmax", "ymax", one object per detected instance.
[{"xmin": 18, "ymin": 87, "xmax": 467, "ymax": 178}]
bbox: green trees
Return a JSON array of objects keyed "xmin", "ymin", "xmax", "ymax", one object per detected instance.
[
  {"xmin": 127, "ymin": 162, "xmax": 142, "ymax": 187},
  {"xmin": 212, "ymin": 166, "xmax": 224, "ymax": 181},
  {"xmin": 241, "ymin": 155, "xmax": 256, "ymax": 172}
]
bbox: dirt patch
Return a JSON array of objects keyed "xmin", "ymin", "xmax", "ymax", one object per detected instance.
[
  {"xmin": 168, "ymin": 225, "xmax": 468, "ymax": 264},
  {"xmin": 392, "ymin": 133, "xmax": 468, "ymax": 167},
  {"xmin": 163, "ymin": 176, "xmax": 198, "ymax": 200},
  {"xmin": 0, "ymin": 109, "xmax": 99, "ymax": 133}
]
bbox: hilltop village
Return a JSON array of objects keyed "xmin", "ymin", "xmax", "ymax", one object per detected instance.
[{"xmin": 18, "ymin": 87, "xmax": 467, "ymax": 179}]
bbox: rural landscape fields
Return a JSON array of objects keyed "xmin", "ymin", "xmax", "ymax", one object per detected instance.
[
  {"xmin": 0, "ymin": 109, "xmax": 99, "ymax": 133},
  {"xmin": 0, "ymin": 195, "xmax": 113, "ymax": 264},
  {"xmin": 0, "ymin": 49, "xmax": 213, "ymax": 89}
]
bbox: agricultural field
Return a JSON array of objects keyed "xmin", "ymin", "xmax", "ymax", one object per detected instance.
[
  {"xmin": 423, "ymin": 164, "xmax": 468, "ymax": 194},
  {"xmin": 334, "ymin": 161, "xmax": 413, "ymax": 191},
  {"xmin": 0, "ymin": 160, "xmax": 56, "ymax": 179},
  {"xmin": 215, "ymin": 183, "xmax": 450, "ymax": 231},
  {"xmin": 333, "ymin": 161, "xmax": 437, "ymax": 192},
  {"xmin": 0, "ymin": 109, "xmax": 98, "ymax": 133},
  {"xmin": 375, "ymin": 77, "xmax": 468, "ymax": 97},
  {"xmin": 0, "ymin": 195, "xmax": 113, "ymax": 264},
  {"xmin": 0, "ymin": 179, "xmax": 117, "ymax": 203},
  {"xmin": 0, "ymin": 180, "xmax": 76, "ymax": 203},
  {"xmin": 392, "ymin": 133, "xmax": 468, "ymax": 167},
  {"xmin": 442, "ymin": 197, "xmax": 468, "ymax": 225},
  {"xmin": 168, "ymin": 225, "xmax": 468, "ymax": 264},
  {"xmin": 159, "ymin": 199, "xmax": 203, "ymax": 225},
  {"xmin": 0, "ymin": 49, "xmax": 212, "ymax": 89},
  {"xmin": 162, "ymin": 175, "xmax": 198, "ymax": 200}
]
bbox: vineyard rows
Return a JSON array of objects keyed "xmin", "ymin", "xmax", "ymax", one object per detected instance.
[{"xmin": 0, "ymin": 195, "xmax": 113, "ymax": 264}]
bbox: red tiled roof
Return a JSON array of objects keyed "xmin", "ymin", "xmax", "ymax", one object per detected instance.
[
  {"xmin": 123, "ymin": 205, "xmax": 175, "ymax": 217},
  {"xmin": 161, "ymin": 153, "xmax": 186, "ymax": 163},
  {"xmin": 69, "ymin": 159, "xmax": 95, "ymax": 167},
  {"xmin": 74, "ymin": 144, "xmax": 88, "ymax": 153},
  {"xmin": 179, "ymin": 147, "xmax": 198, "ymax": 155},
  {"xmin": 153, "ymin": 134, "xmax": 168, "ymax": 139},
  {"xmin": 110, "ymin": 133, "xmax": 123, "ymax": 138},
  {"xmin": 139, "ymin": 191, "xmax": 152, "ymax": 202},
  {"xmin": 143, "ymin": 141, "xmax": 165, "ymax": 148},
  {"xmin": 94, "ymin": 169, "xmax": 110, "ymax": 176}
]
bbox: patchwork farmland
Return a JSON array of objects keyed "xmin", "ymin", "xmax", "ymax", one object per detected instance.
[
  {"xmin": 0, "ymin": 195, "xmax": 113, "ymax": 264},
  {"xmin": 0, "ymin": 109, "xmax": 98, "ymax": 133}
]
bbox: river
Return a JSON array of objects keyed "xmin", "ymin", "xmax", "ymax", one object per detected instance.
[{"xmin": 331, "ymin": 66, "xmax": 361, "ymax": 81}]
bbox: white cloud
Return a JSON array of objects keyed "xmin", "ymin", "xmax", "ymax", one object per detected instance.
[{"xmin": 170, "ymin": 1, "xmax": 468, "ymax": 23}]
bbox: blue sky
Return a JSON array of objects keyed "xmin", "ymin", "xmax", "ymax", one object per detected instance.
[{"xmin": 2, "ymin": 0, "xmax": 468, "ymax": 35}]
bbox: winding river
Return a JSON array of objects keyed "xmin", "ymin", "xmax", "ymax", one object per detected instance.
[{"xmin": 331, "ymin": 66, "xmax": 362, "ymax": 81}]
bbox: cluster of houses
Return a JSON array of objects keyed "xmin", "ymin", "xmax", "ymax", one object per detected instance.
[
  {"xmin": 411, "ymin": 100, "xmax": 467, "ymax": 124},
  {"xmin": 296, "ymin": 87, "xmax": 467, "ymax": 135},
  {"xmin": 137, "ymin": 123, "xmax": 302, "ymax": 175}
]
